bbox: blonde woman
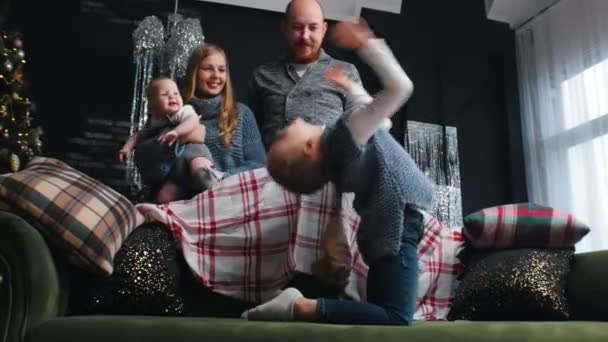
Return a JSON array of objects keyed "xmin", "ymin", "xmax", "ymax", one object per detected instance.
[{"xmin": 183, "ymin": 43, "xmax": 266, "ymax": 176}]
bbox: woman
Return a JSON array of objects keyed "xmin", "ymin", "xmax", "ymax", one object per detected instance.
[{"xmin": 182, "ymin": 43, "xmax": 266, "ymax": 176}]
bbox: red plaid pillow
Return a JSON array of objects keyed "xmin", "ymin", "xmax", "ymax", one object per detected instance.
[{"xmin": 463, "ymin": 203, "xmax": 590, "ymax": 248}]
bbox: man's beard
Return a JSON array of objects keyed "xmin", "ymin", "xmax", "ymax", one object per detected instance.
[{"xmin": 289, "ymin": 45, "xmax": 321, "ymax": 64}]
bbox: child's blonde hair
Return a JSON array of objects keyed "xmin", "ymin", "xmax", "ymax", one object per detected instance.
[
  {"xmin": 268, "ymin": 151, "xmax": 329, "ymax": 194},
  {"xmin": 145, "ymin": 76, "xmax": 175, "ymax": 99}
]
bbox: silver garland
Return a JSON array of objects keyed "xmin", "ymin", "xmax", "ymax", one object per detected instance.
[
  {"xmin": 127, "ymin": 16, "xmax": 165, "ymax": 190},
  {"xmin": 162, "ymin": 14, "xmax": 205, "ymax": 81},
  {"xmin": 126, "ymin": 14, "xmax": 204, "ymax": 189},
  {"xmin": 405, "ymin": 121, "xmax": 463, "ymax": 228}
]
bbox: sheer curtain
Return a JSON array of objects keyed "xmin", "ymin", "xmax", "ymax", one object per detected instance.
[{"xmin": 516, "ymin": 0, "xmax": 608, "ymax": 253}]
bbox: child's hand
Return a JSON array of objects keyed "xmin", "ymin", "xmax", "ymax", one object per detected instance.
[
  {"xmin": 158, "ymin": 129, "xmax": 179, "ymax": 146},
  {"xmin": 324, "ymin": 65, "xmax": 351, "ymax": 90},
  {"xmin": 118, "ymin": 147, "xmax": 132, "ymax": 163},
  {"xmin": 330, "ymin": 18, "xmax": 374, "ymax": 50}
]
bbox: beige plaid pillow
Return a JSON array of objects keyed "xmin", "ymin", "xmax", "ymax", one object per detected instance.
[{"xmin": 0, "ymin": 157, "xmax": 143, "ymax": 275}]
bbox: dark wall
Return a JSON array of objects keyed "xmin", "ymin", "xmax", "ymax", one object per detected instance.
[{"xmin": 4, "ymin": 0, "xmax": 527, "ymax": 214}]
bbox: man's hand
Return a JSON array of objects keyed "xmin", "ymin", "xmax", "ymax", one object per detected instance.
[{"xmin": 330, "ymin": 18, "xmax": 374, "ymax": 50}]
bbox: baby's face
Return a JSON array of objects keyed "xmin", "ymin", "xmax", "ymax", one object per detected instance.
[{"xmin": 149, "ymin": 79, "xmax": 183, "ymax": 116}]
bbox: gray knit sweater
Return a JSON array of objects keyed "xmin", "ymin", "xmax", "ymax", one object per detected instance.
[
  {"xmin": 248, "ymin": 49, "xmax": 361, "ymax": 148},
  {"xmin": 188, "ymin": 96, "xmax": 266, "ymax": 176},
  {"xmin": 323, "ymin": 118, "xmax": 434, "ymax": 263}
]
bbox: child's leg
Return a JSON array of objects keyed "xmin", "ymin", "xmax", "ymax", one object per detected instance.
[
  {"xmin": 174, "ymin": 143, "xmax": 217, "ymax": 192},
  {"xmin": 243, "ymin": 207, "xmax": 423, "ymax": 325},
  {"xmin": 314, "ymin": 237, "xmax": 418, "ymax": 325},
  {"xmin": 155, "ymin": 179, "xmax": 183, "ymax": 203},
  {"xmin": 190, "ymin": 156, "xmax": 217, "ymax": 192},
  {"xmin": 134, "ymin": 136, "xmax": 174, "ymax": 185}
]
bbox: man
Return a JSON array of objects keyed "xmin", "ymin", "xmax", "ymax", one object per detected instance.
[{"xmin": 248, "ymin": 0, "xmax": 363, "ymax": 148}]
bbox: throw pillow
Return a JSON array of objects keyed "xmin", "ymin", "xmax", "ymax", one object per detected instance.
[
  {"xmin": 447, "ymin": 248, "xmax": 573, "ymax": 321},
  {"xmin": 70, "ymin": 221, "xmax": 254, "ymax": 317},
  {"xmin": 0, "ymin": 157, "xmax": 143, "ymax": 275},
  {"xmin": 463, "ymin": 203, "xmax": 589, "ymax": 248}
]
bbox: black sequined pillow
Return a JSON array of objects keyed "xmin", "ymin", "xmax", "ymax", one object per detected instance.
[
  {"xmin": 69, "ymin": 221, "xmax": 254, "ymax": 317},
  {"xmin": 447, "ymin": 248, "xmax": 574, "ymax": 321}
]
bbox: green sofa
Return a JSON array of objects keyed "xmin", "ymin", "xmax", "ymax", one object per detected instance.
[{"xmin": 1, "ymin": 211, "xmax": 607, "ymax": 342}]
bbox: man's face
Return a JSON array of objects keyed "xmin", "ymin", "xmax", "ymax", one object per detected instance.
[{"xmin": 282, "ymin": 1, "xmax": 327, "ymax": 63}]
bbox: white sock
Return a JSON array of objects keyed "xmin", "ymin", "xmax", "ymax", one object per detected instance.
[{"xmin": 241, "ymin": 288, "xmax": 303, "ymax": 321}]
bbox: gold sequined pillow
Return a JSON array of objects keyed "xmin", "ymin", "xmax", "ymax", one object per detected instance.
[{"xmin": 447, "ymin": 248, "xmax": 574, "ymax": 321}]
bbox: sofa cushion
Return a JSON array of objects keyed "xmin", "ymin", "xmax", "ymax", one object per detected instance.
[
  {"xmin": 448, "ymin": 248, "xmax": 573, "ymax": 321},
  {"xmin": 26, "ymin": 317, "xmax": 608, "ymax": 342},
  {"xmin": 463, "ymin": 203, "xmax": 589, "ymax": 248},
  {"xmin": 0, "ymin": 157, "xmax": 142, "ymax": 275}
]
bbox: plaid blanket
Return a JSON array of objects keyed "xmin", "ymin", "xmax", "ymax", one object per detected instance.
[{"xmin": 136, "ymin": 168, "xmax": 464, "ymax": 320}]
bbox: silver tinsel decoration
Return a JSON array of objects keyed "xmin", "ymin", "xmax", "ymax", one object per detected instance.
[
  {"xmin": 162, "ymin": 14, "xmax": 205, "ymax": 81},
  {"xmin": 126, "ymin": 14, "xmax": 205, "ymax": 190},
  {"xmin": 128, "ymin": 16, "xmax": 165, "ymax": 189},
  {"xmin": 405, "ymin": 121, "xmax": 463, "ymax": 228}
]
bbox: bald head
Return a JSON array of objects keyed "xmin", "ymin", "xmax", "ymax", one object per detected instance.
[
  {"xmin": 282, "ymin": 0, "xmax": 328, "ymax": 63},
  {"xmin": 285, "ymin": 0, "xmax": 325, "ymax": 22}
]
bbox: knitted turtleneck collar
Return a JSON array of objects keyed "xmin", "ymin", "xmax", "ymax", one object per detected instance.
[{"xmin": 189, "ymin": 95, "xmax": 223, "ymax": 120}]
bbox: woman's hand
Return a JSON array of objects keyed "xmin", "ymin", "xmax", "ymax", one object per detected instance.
[
  {"xmin": 118, "ymin": 146, "xmax": 132, "ymax": 163},
  {"xmin": 181, "ymin": 124, "xmax": 207, "ymax": 144},
  {"xmin": 330, "ymin": 18, "xmax": 374, "ymax": 50},
  {"xmin": 158, "ymin": 129, "xmax": 179, "ymax": 146}
]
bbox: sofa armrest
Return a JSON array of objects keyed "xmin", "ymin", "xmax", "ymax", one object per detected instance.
[
  {"xmin": 567, "ymin": 250, "xmax": 608, "ymax": 321},
  {"xmin": 0, "ymin": 211, "xmax": 61, "ymax": 342}
]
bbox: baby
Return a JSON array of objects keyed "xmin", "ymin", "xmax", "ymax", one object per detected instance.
[
  {"xmin": 119, "ymin": 77, "xmax": 217, "ymax": 203},
  {"xmin": 243, "ymin": 19, "xmax": 433, "ymax": 326}
]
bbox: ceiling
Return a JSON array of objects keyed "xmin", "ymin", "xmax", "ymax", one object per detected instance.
[{"xmin": 485, "ymin": 0, "xmax": 560, "ymax": 29}]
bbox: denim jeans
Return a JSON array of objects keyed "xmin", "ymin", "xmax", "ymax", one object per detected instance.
[{"xmin": 316, "ymin": 207, "xmax": 423, "ymax": 325}]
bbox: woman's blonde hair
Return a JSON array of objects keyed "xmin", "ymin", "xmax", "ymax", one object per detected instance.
[{"xmin": 183, "ymin": 43, "xmax": 237, "ymax": 146}]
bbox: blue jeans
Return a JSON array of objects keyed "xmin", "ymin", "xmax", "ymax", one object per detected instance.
[{"xmin": 316, "ymin": 207, "xmax": 423, "ymax": 325}]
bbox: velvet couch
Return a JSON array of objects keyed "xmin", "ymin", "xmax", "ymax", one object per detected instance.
[{"xmin": 2, "ymin": 211, "xmax": 608, "ymax": 342}]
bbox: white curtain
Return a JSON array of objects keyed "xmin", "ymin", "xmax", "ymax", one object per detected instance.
[{"xmin": 516, "ymin": 0, "xmax": 608, "ymax": 253}]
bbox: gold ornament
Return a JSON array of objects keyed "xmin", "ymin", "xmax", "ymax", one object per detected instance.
[
  {"xmin": 8, "ymin": 153, "xmax": 20, "ymax": 172},
  {"xmin": 2, "ymin": 129, "xmax": 9, "ymax": 140}
]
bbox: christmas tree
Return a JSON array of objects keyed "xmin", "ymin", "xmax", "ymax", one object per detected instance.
[{"xmin": 0, "ymin": 31, "xmax": 43, "ymax": 173}]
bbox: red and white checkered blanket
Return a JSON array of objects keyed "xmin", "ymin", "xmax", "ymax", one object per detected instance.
[{"xmin": 136, "ymin": 168, "xmax": 464, "ymax": 320}]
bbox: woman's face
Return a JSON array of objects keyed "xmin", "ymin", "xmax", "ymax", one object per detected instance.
[{"xmin": 196, "ymin": 52, "xmax": 227, "ymax": 97}]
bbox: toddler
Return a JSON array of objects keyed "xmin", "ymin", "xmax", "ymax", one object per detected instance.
[
  {"xmin": 119, "ymin": 77, "xmax": 217, "ymax": 203},
  {"xmin": 242, "ymin": 19, "xmax": 433, "ymax": 326}
]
